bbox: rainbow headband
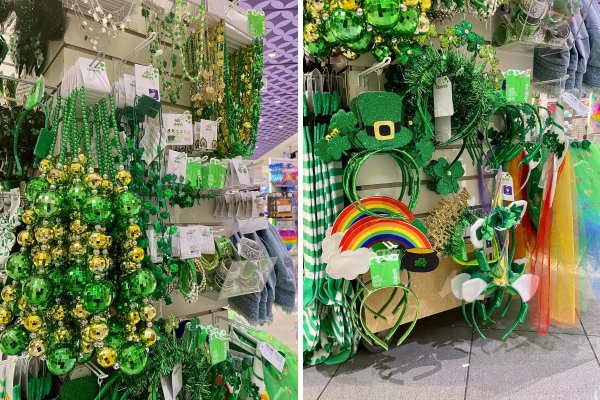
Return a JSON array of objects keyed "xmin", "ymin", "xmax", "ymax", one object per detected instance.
[
  {"xmin": 331, "ymin": 196, "xmax": 414, "ymax": 234},
  {"xmin": 338, "ymin": 219, "xmax": 431, "ymax": 252}
]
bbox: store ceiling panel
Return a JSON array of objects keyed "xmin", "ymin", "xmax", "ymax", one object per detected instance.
[{"xmin": 238, "ymin": 0, "xmax": 298, "ymax": 160}]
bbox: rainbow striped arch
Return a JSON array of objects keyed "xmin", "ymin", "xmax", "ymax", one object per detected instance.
[
  {"xmin": 331, "ymin": 196, "xmax": 414, "ymax": 234},
  {"xmin": 338, "ymin": 219, "xmax": 431, "ymax": 252}
]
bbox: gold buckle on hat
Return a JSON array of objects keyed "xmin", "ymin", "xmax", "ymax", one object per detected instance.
[{"xmin": 374, "ymin": 121, "xmax": 395, "ymax": 141}]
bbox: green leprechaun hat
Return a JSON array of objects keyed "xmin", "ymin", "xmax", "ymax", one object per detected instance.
[{"xmin": 350, "ymin": 91, "xmax": 413, "ymax": 150}]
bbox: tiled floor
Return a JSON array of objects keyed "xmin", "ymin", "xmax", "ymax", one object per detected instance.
[{"xmin": 304, "ymin": 294, "xmax": 600, "ymax": 400}]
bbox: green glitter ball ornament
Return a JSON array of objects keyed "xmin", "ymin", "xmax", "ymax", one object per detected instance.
[
  {"xmin": 6, "ymin": 252, "xmax": 32, "ymax": 280},
  {"xmin": 391, "ymin": 7, "xmax": 419, "ymax": 37},
  {"xmin": 330, "ymin": 8, "xmax": 364, "ymax": 43},
  {"xmin": 0, "ymin": 325, "xmax": 29, "ymax": 355},
  {"xmin": 364, "ymin": 0, "xmax": 400, "ymax": 31},
  {"xmin": 104, "ymin": 334, "xmax": 126, "ymax": 352},
  {"xmin": 114, "ymin": 191, "xmax": 142, "ymax": 217},
  {"xmin": 372, "ymin": 42, "xmax": 393, "ymax": 62},
  {"xmin": 81, "ymin": 280, "xmax": 116, "ymax": 314},
  {"xmin": 320, "ymin": 19, "xmax": 339, "ymax": 45},
  {"xmin": 65, "ymin": 183, "xmax": 89, "ymax": 211},
  {"xmin": 346, "ymin": 28, "xmax": 375, "ymax": 53},
  {"xmin": 82, "ymin": 195, "xmax": 113, "ymax": 224},
  {"xmin": 107, "ymin": 316, "xmax": 126, "ymax": 335},
  {"xmin": 46, "ymin": 343, "xmax": 78, "ymax": 375},
  {"xmin": 34, "ymin": 191, "xmax": 63, "ymax": 218},
  {"xmin": 304, "ymin": 39, "xmax": 331, "ymax": 58},
  {"xmin": 48, "ymin": 268, "xmax": 66, "ymax": 296},
  {"xmin": 118, "ymin": 341, "xmax": 148, "ymax": 375},
  {"xmin": 129, "ymin": 269, "xmax": 157, "ymax": 297},
  {"xmin": 25, "ymin": 178, "xmax": 49, "ymax": 202},
  {"xmin": 77, "ymin": 350, "xmax": 94, "ymax": 364},
  {"xmin": 65, "ymin": 265, "xmax": 93, "ymax": 294},
  {"xmin": 23, "ymin": 276, "xmax": 53, "ymax": 305}
]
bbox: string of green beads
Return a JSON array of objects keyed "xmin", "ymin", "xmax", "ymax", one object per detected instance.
[
  {"xmin": 49, "ymin": 95, "xmax": 63, "ymax": 156},
  {"xmin": 99, "ymin": 99, "xmax": 115, "ymax": 180},
  {"xmin": 108, "ymin": 94, "xmax": 124, "ymax": 167},
  {"xmin": 93, "ymin": 104, "xmax": 106, "ymax": 177}
]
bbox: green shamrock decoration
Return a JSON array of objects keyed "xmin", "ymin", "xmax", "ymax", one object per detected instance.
[
  {"xmin": 329, "ymin": 109, "xmax": 359, "ymax": 134},
  {"xmin": 478, "ymin": 45, "xmax": 499, "ymax": 68},
  {"xmin": 415, "ymin": 258, "xmax": 427, "ymax": 267},
  {"xmin": 466, "ymin": 32, "xmax": 484, "ymax": 52},
  {"xmin": 410, "ymin": 139, "xmax": 435, "ymax": 167},
  {"xmin": 488, "ymin": 69, "xmax": 504, "ymax": 90},
  {"xmin": 328, "ymin": 134, "xmax": 351, "ymax": 159},
  {"xmin": 424, "ymin": 158, "xmax": 465, "ymax": 195},
  {"xmin": 490, "ymin": 206, "xmax": 517, "ymax": 229},
  {"xmin": 439, "ymin": 26, "xmax": 461, "ymax": 49},
  {"xmin": 454, "ymin": 21, "xmax": 473, "ymax": 45},
  {"xmin": 476, "ymin": 216, "xmax": 495, "ymax": 242},
  {"xmin": 314, "ymin": 138, "xmax": 333, "ymax": 162}
]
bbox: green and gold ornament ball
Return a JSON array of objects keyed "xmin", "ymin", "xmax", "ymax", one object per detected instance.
[
  {"xmin": 304, "ymin": 0, "xmax": 431, "ymax": 61},
  {"xmin": 0, "ymin": 157, "xmax": 155, "ymax": 375}
]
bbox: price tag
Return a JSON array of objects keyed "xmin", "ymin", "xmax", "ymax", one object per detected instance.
[
  {"xmin": 505, "ymin": 70, "xmax": 530, "ymax": 103},
  {"xmin": 369, "ymin": 255, "xmax": 400, "ymax": 289},
  {"xmin": 198, "ymin": 226, "xmax": 215, "ymax": 254},
  {"xmin": 484, "ymin": 238, "xmax": 494, "ymax": 254},
  {"xmin": 259, "ymin": 341, "xmax": 285, "ymax": 372},
  {"xmin": 124, "ymin": 74, "xmax": 136, "ymax": 106},
  {"xmin": 247, "ymin": 10, "xmax": 267, "ymax": 36},
  {"xmin": 78, "ymin": 58, "xmax": 110, "ymax": 93},
  {"xmin": 167, "ymin": 150, "xmax": 187, "ymax": 181},
  {"xmin": 501, "ymin": 172, "xmax": 514, "ymax": 201},
  {"xmin": 562, "ymin": 92, "xmax": 589, "ymax": 117},
  {"xmin": 163, "ymin": 112, "xmax": 193, "ymax": 146},
  {"xmin": 179, "ymin": 227, "xmax": 202, "ymax": 259},
  {"xmin": 135, "ymin": 64, "xmax": 160, "ymax": 101}
]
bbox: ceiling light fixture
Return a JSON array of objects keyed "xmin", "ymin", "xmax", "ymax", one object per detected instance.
[
  {"xmin": 274, "ymin": 99, "xmax": 281, "ymax": 103},
  {"xmin": 278, "ymin": 125, "xmax": 283, "ymax": 128},
  {"xmin": 267, "ymin": 51, "xmax": 278, "ymax": 58}
]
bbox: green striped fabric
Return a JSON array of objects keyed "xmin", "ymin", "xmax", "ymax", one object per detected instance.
[{"xmin": 303, "ymin": 91, "xmax": 359, "ymax": 365}]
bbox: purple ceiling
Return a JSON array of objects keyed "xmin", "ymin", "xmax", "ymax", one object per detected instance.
[{"xmin": 238, "ymin": 0, "xmax": 298, "ymax": 159}]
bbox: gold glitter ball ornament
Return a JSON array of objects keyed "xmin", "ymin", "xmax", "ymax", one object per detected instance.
[
  {"xmin": 122, "ymin": 261, "xmax": 137, "ymax": 274},
  {"xmin": 24, "ymin": 312, "xmax": 43, "ymax": 331},
  {"xmin": 0, "ymin": 306, "xmax": 13, "ymax": 324},
  {"xmin": 78, "ymin": 153, "xmax": 88, "ymax": 166},
  {"xmin": 303, "ymin": 23, "xmax": 320, "ymax": 43},
  {"xmin": 68, "ymin": 162, "xmax": 85, "ymax": 177},
  {"xmin": 70, "ymin": 219, "xmax": 88, "ymax": 234},
  {"xmin": 126, "ymin": 333, "xmax": 140, "ymax": 342},
  {"xmin": 84, "ymin": 172, "xmax": 103, "ymax": 189},
  {"xmin": 420, "ymin": 0, "xmax": 431, "ymax": 10},
  {"xmin": 17, "ymin": 230, "xmax": 35, "ymax": 246},
  {"xmin": 128, "ymin": 246, "xmax": 145, "ymax": 263},
  {"xmin": 141, "ymin": 327, "xmax": 157, "ymax": 347},
  {"xmin": 339, "ymin": 0, "xmax": 360, "ymax": 10},
  {"xmin": 126, "ymin": 224, "xmax": 141, "ymax": 240},
  {"xmin": 90, "ymin": 322, "xmax": 109, "ymax": 341},
  {"xmin": 47, "ymin": 168, "xmax": 67, "ymax": 185},
  {"xmin": 69, "ymin": 241, "xmax": 86, "ymax": 258},
  {"xmin": 80, "ymin": 339, "xmax": 94, "ymax": 354},
  {"xmin": 51, "ymin": 304, "xmax": 66, "ymax": 321},
  {"xmin": 88, "ymin": 255, "xmax": 108, "ymax": 273},
  {"xmin": 101, "ymin": 180, "xmax": 113, "ymax": 192},
  {"xmin": 55, "ymin": 326, "xmax": 73, "ymax": 342},
  {"xmin": 28, "ymin": 338, "xmax": 47, "ymax": 357},
  {"xmin": 97, "ymin": 346, "xmax": 117, "ymax": 367},
  {"xmin": 140, "ymin": 304, "xmax": 156, "ymax": 321},
  {"xmin": 53, "ymin": 224, "xmax": 67, "ymax": 239},
  {"xmin": 127, "ymin": 310, "xmax": 141, "ymax": 325},
  {"xmin": 374, "ymin": 35, "xmax": 385, "ymax": 45},
  {"xmin": 405, "ymin": 0, "xmax": 419, "ymax": 6},
  {"xmin": 89, "ymin": 231, "xmax": 108, "ymax": 249},
  {"xmin": 34, "ymin": 227, "xmax": 54, "ymax": 243},
  {"xmin": 418, "ymin": 15, "xmax": 430, "ymax": 32},
  {"xmin": 38, "ymin": 158, "xmax": 54, "ymax": 174},
  {"xmin": 22, "ymin": 210, "xmax": 36, "ymax": 225},
  {"xmin": 1, "ymin": 285, "xmax": 19, "ymax": 302},
  {"xmin": 72, "ymin": 303, "xmax": 90, "ymax": 320},
  {"xmin": 33, "ymin": 251, "xmax": 52, "ymax": 268},
  {"xmin": 18, "ymin": 298, "xmax": 28, "ymax": 311},
  {"xmin": 115, "ymin": 170, "xmax": 132, "ymax": 187},
  {"xmin": 37, "ymin": 326, "xmax": 49, "ymax": 338},
  {"xmin": 51, "ymin": 246, "xmax": 68, "ymax": 262}
]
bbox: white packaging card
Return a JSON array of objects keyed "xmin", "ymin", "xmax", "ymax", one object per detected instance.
[
  {"xmin": 15, "ymin": 83, "xmax": 30, "ymax": 106},
  {"xmin": 237, "ymin": 218, "xmax": 257, "ymax": 234},
  {"xmin": 124, "ymin": 74, "xmax": 136, "ymax": 106},
  {"xmin": 231, "ymin": 159, "xmax": 251, "ymax": 185},
  {"xmin": 164, "ymin": 112, "xmax": 193, "ymax": 146},
  {"xmin": 214, "ymin": 196, "xmax": 223, "ymax": 218},
  {"xmin": 434, "ymin": 76, "xmax": 454, "ymax": 117},
  {"xmin": 78, "ymin": 57, "xmax": 111, "ymax": 92},
  {"xmin": 501, "ymin": 172, "xmax": 514, "ymax": 201},
  {"xmin": 221, "ymin": 194, "xmax": 230, "ymax": 219},
  {"xmin": 171, "ymin": 231, "xmax": 180, "ymax": 258},
  {"xmin": 198, "ymin": 226, "xmax": 215, "ymax": 254},
  {"xmin": 562, "ymin": 92, "xmax": 589, "ymax": 117},
  {"xmin": 254, "ymin": 216, "xmax": 269, "ymax": 231},
  {"xmin": 194, "ymin": 119, "xmax": 218, "ymax": 150},
  {"xmin": 167, "ymin": 150, "xmax": 187, "ymax": 181},
  {"xmin": 435, "ymin": 116, "xmax": 452, "ymax": 142},
  {"xmin": 259, "ymin": 342, "xmax": 285, "ymax": 372},
  {"xmin": 139, "ymin": 122, "xmax": 166, "ymax": 164},
  {"xmin": 135, "ymin": 64, "xmax": 160, "ymax": 101},
  {"xmin": 228, "ymin": 194, "xmax": 236, "ymax": 219},
  {"xmin": 180, "ymin": 226, "xmax": 202, "ymax": 259},
  {"xmin": 236, "ymin": 193, "xmax": 245, "ymax": 218}
]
